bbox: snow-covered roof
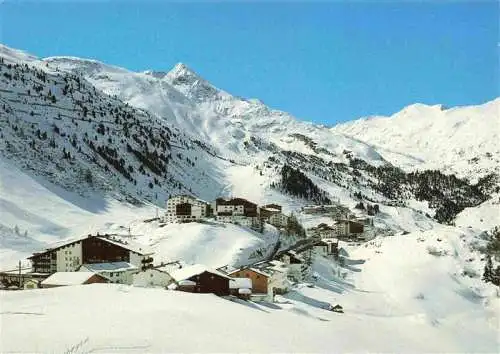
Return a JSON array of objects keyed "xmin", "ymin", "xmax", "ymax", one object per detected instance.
[
  {"xmin": 216, "ymin": 265, "xmax": 237, "ymax": 274},
  {"xmin": 285, "ymin": 251, "xmax": 305, "ymax": 262},
  {"xmin": 229, "ymin": 277, "xmax": 252, "ymax": 289},
  {"xmin": 1, "ymin": 267, "xmax": 33, "ymax": 275},
  {"xmin": 250, "ymin": 267, "xmax": 271, "ymax": 277},
  {"xmin": 97, "ymin": 236, "xmax": 153, "ymax": 256},
  {"xmin": 169, "ymin": 264, "xmax": 232, "ymax": 282},
  {"xmin": 261, "ymin": 260, "xmax": 288, "ymax": 273},
  {"xmin": 167, "ymin": 283, "xmax": 178, "ymax": 290},
  {"xmin": 41, "ymin": 272, "xmax": 102, "ymax": 286},
  {"xmin": 267, "ymin": 260, "xmax": 288, "ymax": 270},
  {"xmin": 229, "ymin": 267, "xmax": 271, "ymax": 278},
  {"xmin": 178, "ymin": 280, "xmax": 196, "ymax": 286},
  {"xmin": 29, "ymin": 234, "xmax": 153, "ymax": 258},
  {"xmin": 80, "ymin": 262, "xmax": 137, "ymax": 272},
  {"xmin": 169, "ymin": 194, "xmax": 208, "ymax": 204},
  {"xmin": 29, "ymin": 234, "xmax": 90, "ymax": 257},
  {"xmin": 321, "ymin": 238, "xmax": 338, "ymax": 244},
  {"xmin": 262, "ymin": 207, "xmax": 281, "ymax": 213}
]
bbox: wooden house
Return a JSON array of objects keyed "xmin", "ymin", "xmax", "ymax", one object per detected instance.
[
  {"xmin": 228, "ymin": 268, "xmax": 271, "ymax": 296},
  {"xmin": 169, "ymin": 264, "xmax": 231, "ymax": 296}
]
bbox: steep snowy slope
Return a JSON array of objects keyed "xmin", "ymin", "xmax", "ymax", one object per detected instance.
[
  {"xmin": 0, "ymin": 157, "xmax": 156, "ymax": 267},
  {"xmin": 0, "ymin": 44, "xmax": 232, "ymax": 205},
  {"xmin": 126, "ymin": 220, "xmax": 279, "ymax": 268},
  {"xmin": 40, "ymin": 53, "xmax": 387, "ymax": 165},
  {"xmin": 332, "ymin": 100, "xmax": 500, "ymax": 180}
]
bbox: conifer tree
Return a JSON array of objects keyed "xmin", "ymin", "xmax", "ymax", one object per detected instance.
[
  {"xmin": 492, "ymin": 266, "xmax": 500, "ymax": 286},
  {"xmin": 483, "ymin": 255, "xmax": 493, "ymax": 283}
]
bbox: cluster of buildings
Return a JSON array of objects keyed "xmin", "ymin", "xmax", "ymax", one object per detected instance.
[
  {"xmin": 309, "ymin": 217, "xmax": 373, "ymax": 242},
  {"xmin": 1, "ymin": 196, "xmax": 356, "ymax": 303},
  {"xmin": 0, "ymin": 231, "xmax": 326, "ymax": 302},
  {"xmin": 164, "ymin": 195, "xmax": 290, "ymax": 230}
]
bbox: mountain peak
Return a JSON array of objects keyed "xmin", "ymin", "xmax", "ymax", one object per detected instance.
[
  {"xmin": 165, "ymin": 62, "xmax": 229, "ymax": 101},
  {"xmin": 167, "ymin": 62, "xmax": 200, "ymax": 82}
]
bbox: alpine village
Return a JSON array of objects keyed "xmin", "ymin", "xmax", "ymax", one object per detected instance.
[{"xmin": 0, "ymin": 194, "xmax": 376, "ymax": 311}]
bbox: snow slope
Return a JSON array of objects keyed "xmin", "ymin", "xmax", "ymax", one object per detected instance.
[
  {"xmin": 332, "ymin": 100, "xmax": 500, "ymax": 180},
  {"xmin": 0, "ymin": 156, "xmax": 278, "ymax": 271},
  {"xmin": 455, "ymin": 194, "xmax": 500, "ymax": 231},
  {"xmin": 1, "ymin": 226, "xmax": 498, "ymax": 353},
  {"xmin": 0, "ymin": 157, "xmax": 157, "ymax": 267},
  {"xmin": 127, "ymin": 220, "xmax": 279, "ymax": 268}
]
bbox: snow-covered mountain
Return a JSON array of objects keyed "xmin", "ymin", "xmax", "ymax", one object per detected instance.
[
  {"xmin": 2, "ymin": 43, "xmax": 497, "ymax": 227},
  {"xmin": 331, "ymin": 100, "xmax": 500, "ymax": 181},
  {"xmin": 41, "ymin": 53, "xmax": 387, "ymax": 165}
]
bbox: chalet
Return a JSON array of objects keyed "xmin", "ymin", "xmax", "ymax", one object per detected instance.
[
  {"xmin": 213, "ymin": 198, "xmax": 261, "ymax": 229},
  {"xmin": 229, "ymin": 268, "xmax": 272, "ymax": 297},
  {"xmin": 28, "ymin": 234, "xmax": 154, "ymax": 275},
  {"xmin": 169, "ymin": 264, "xmax": 232, "ymax": 296},
  {"xmin": 334, "ymin": 219, "xmax": 364, "ymax": 238},
  {"xmin": 78, "ymin": 262, "xmax": 137, "ymax": 284},
  {"xmin": 165, "ymin": 195, "xmax": 210, "ymax": 223},
  {"xmin": 40, "ymin": 272, "xmax": 108, "ymax": 288},
  {"xmin": 132, "ymin": 263, "xmax": 178, "ymax": 288}
]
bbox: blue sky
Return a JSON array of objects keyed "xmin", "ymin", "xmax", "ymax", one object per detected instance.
[{"xmin": 1, "ymin": 1, "xmax": 498, "ymax": 124}]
